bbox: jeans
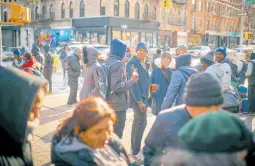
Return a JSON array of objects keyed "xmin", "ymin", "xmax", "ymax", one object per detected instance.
[
  {"xmin": 248, "ymin": 85, "xmax": 255, "ymax": 111},
  {"xmin": 44, "ymin": 68, "xmax": 52, "ymax": 92},
  {"xmin": 131, "ymin": 102, "xmax": 147, "ymax": 155},
  {"xmin": 114, "ymin": 110, "xmax": 127, "ymax": 139},
  {"xmin": 68, "ymin": 76, "xmax": 78, "ymax": 104}
]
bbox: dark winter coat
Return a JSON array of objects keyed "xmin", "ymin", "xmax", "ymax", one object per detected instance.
[
  {"xmin": 0, "ymin": 66, "xmax": 47, "ymax": 166},
  {"xmin": 51, "ymin": 134, "xmax": 131, "ymax": 166},
  {"xmin": 126, "ymin": 56, "xmax": 150, "ymax": 105}
]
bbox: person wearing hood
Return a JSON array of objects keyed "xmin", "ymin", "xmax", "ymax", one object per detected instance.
[
  {"xmin": 32, "ymin": 45, "xmax": 44, "ymax": 66},
  {"xmin": 67, "ymin": 47, "xmax": 82, "ymax": 105},
  {"xmin": 143, "ymin": 72, "xmax": 223, "ymax": 166},
  {"xmin": 0, "ymin": 66, "xmax": 47, "ymax": 166},
  {"xmin": 150, "ymin": 53, "xmax": 173, "ymax": 115},
  {"xmin": 200, "ymin": 50, "xmax": 214, "ymax": 71},
  {"xmin": 105, "ymin": 39, "xmax": 138, "ymax": 139},
  {"xmin": 79, "ymin": 46, "xmax": 101, "ymax": 100},
  {"xmin": 245, "ymin": 53, "xmax": 255, "ymax": 113},
  {"xmin": 43, "ymin": 44, "xmax": 54, "ymax": 94},
  {"xmin": 177, "ymin": 111, "xmax": 253, "ymax": 166},
  {"xmin": 161, "ymin": 54, "xmax": 197, "ymax": 110},
  {"xmin": 51, "ymin": 97, "xmax": 131, "ymax": 166},
  {"xmin": 59, "ymin": 45, "xmax": 71, "ymax": 88},
  {"xmin": 126, "ymin": 42, "xmax": 150, "ymax": 162},
  {"xmin": 12, "ymin": 49, "xmax": 24, "ymax": 68}
]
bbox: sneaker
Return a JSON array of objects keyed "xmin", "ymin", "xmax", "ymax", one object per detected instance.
[{"xmin": 132, "ymin": 151, "xmax": 144, "ymax": 164}]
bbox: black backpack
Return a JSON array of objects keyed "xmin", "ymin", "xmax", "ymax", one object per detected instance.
[{"xmin": 97, "ymin": 60, "xmax": 122, "ymax": 100}]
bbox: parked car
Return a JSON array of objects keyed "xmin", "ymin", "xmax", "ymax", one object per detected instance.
[
  {"xmin": 2, "ymin": 47, "xmax": 22, "ymax": 62},
  {"xmin": 188, "ymin": 46, "xmax": 211, "ymax": 58}
]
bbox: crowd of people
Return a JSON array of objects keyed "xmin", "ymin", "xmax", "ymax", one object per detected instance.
[{"xmin": 0, "ymin": 38, "xmax": 255, "ymax": 166}]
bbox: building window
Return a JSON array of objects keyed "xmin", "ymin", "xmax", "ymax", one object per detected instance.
[
  {"xmin": 3, "ymin": 11, "xmax": 8, "ymax": 22},
  {"xmin": 206, "ymin": 1, "xmax": 210, "ymax": 12},
  {"xmin": 114, "ymin": 0, "xmax": 119, "ymax": 16},
  {"xmin": 42, "ymin": 6, "xmax": 46, "ymax": 19},
  {"xmin": 70, "ymin": 2, "xmax": 73, "ymax": 18},
  {"xmin": 192, "ymin": 17, "xmax": 196, "ymax": 30},
  {"xmin": 61, "ymin": 3, "xmax": 65, "ymax": 19},
  {"xmin": 125, "ymin": 0, "xmax": 129, "ymax": 18},
  {"xmin": 80, "ymin": 0, "xmax": 85, "ymax": 17},
  {"xmin": 198, "ymin": 18, "xmax": 202, "ymax": 30},
  {"xmin": 35, "ymin": 6, "xmax": 39, "ymax": 19},
  {"xmin": 152, "ymin": 6, "xmax": 156, "ymax": 20},
  {"xmin": 135, "ymin": 2, "xmax": 140, "ymax": 19},
  {"xmin": 50, "ymin": 4, "xmax": 54, "ymax": 20},
  {"xmin": 162, "ymin": 9, "xmax": 165, "ymax": 24},
  {"xmin": 206, "ymin": 19, "xmax": 209, "ymax": 30},
  {"xmin": 144, "ymin": 4, "xmax": 149, "ymax": 19},
  {"xmin": 183, "ymin": 11, "xmax": 186, "ymax": 25},
  {"xmin": 168, "ymin": 9, "xmax": 173, "ymax": 24},
  {"xmin": 100, "ymin": 0, "xmax": 106, "ymax": 15},
  {"xmin": 192, "ymin": 0, "xmax": 196, "ymax": 11},
  {"xmin": 199, "ymin": 0, "xmax": 202, "ymax": 12}
]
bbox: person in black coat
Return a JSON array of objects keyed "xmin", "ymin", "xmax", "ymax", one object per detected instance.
[{"xmin": 0, "ymin": 66, "xmax": 48, "ymax": 166}]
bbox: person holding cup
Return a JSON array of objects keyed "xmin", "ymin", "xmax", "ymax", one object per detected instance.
[
  {"xmin": 150, "ymin": 53, "xmax": 173, "ymax": 115},
  {"xmin": 126, "ymin": 42, "xmax": 150, "ymax": 163}
]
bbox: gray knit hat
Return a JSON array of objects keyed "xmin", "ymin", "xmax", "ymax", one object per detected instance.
[
  {"xmin": 184, "ymin": 72, "xmax": 223, "ymax": 106},
  {"xmin": 200, "ymin": 51, "xmax": 214, "ymax": 66}
]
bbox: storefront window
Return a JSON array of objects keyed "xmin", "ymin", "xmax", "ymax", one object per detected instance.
[
  {"xmin": 130, "ymin": 32, "xmax": 139, "ymax": 53},
  {"xmin": 99, "ymin": 32, "xmax": 106, "ymax": 45},
  {"xmin": 145, "ymin": 33, "xmax": 152, "ymax": 48},
  {"xmin": 90, "ymin": 33, "xmax": 98, "ymax": 44},
  {"xmin": 153, "ymin": 33, "xmax": 157, "ymax": 48},
  {"xmin": 158, "ymin": 35, "xmax": 165, "ymax": 48},
  {"xmin": 141, "ymin": 32, "xmax": 145, "ymax": 42},
  {"xmin": 112, "ymin": 31, "xmax": 121, "ymax": 40}
]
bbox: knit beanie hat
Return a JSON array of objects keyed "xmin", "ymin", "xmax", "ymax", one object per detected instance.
[
  {"xmin": 161, "ymin": 52, "xmax": 172, "ymax": 58},
  {"xmin": 110, "ymin": 39, "xmax": 127, "ymax": 59},
  {"xmin": 215, "ymin": 47, "xmax": 227, "ymax": 58},
  {"xmin": 136, "ymin": 42, "xmax": 149, "ymax": 53},
  {"xmin": 184, "ymin": 72, "xmax": 223, "ymax": 106},
  {"xmin": 200, "ymin": 51, "xmax": 214, "ymax": 66},
  {"xmin": 251, "ymin": 53, "xmax": 255, "ymax": 60},
  {"xmin": 178, "ymin": 111, "xmax": 253, "ymax": 153},
  {"xmin": 73, "ymin": 47, "xmax": 82, "ymax": 56},
  {"xmin": 13, "ymin": 49, "xmax": 21, "ymax": 57},
  {"xmin": 175, "ymin": 53, "xmax": 192, "ymax": 69}
]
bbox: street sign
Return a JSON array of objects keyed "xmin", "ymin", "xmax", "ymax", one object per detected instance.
[
  {"xmin": 237, "ymin": 12, "xmax": 248, "ymax": 16},
  {"xmin": 162, "ymin": 0, "xmax": 172, "ymax": 8},
  {"xmin": 245, "ymin": 0, "xmax": 255, "ymax": 4}
]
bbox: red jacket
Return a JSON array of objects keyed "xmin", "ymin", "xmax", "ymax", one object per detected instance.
[{"xmin": 21, "ymin": 58, "xmax": 34, "ymax": 69}]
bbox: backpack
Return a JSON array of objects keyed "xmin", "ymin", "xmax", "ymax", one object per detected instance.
[{"xmin": 96, "ymin": 60, "xmax": 122, "ymax": 100}]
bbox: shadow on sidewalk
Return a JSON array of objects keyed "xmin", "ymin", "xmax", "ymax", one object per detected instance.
[{"xmin": 40, "ymin": 104, "xmax": 74, "ymax": 125}]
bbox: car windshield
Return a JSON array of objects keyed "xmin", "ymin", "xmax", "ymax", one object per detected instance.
[
  {"xmin": 190, "ymin": 46, "xmax": 201, "ymax": 50},
  {"xmin": 94, "ymin": 46, "xmax": 109, "ymax": 52}
]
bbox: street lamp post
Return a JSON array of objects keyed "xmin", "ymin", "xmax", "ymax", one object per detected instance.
[{"xmin": 121, "ymin": 24, "xmax": 128, "ymax": 43}]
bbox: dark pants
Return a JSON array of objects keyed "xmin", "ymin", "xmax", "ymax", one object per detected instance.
[
  {"xmin": 131, "ymin": 102, "xmax": 147, "ymax": 155},
  {"xmin": 44, "ymin": 68, "xmax": 52, "ymax": 92},
  {"xmin": 114, "ymin": 110, "xmax": 127, "ymax": 139},
  {"xmin": 248, "ymin": 85, "xmax": 255, "ymax": 111},
  {"xmin": 68, "ymin": 76, "xmax": 78, "ymax": 104}
]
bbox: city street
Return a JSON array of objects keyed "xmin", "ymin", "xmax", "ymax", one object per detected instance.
[{"xmin": 31, "ymin": 71, "xmax": 255, "ymax": 166}]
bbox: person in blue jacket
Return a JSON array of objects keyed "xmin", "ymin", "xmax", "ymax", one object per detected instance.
[
  {"xmin": 126, "ymin": 42, "xmax": 150, "ymax": 163},
  {"xmin": 161, "ymin": 54, "xmax": 197, "ymax": 110},
  {"xmin": 150, "ymin": 52, "xmax": 173, "ymax": 115}
]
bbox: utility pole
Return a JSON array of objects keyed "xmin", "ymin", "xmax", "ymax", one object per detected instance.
[{"xmin": 240, "ymin": 0, "xmax": 245, "ymax": 49}]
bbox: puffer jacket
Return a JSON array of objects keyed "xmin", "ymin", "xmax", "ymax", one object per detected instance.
[{"xmin": 161, "ymin": 55, "xmax": 197, "ymax": 110}]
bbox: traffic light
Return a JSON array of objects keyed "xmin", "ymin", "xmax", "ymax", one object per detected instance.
[
  {"xmin": 8, "ymin": 3, "xmax": 31, "ymax": 24},
  {"xmin": 245, "ymin": 32, "xmax": 254, "ymax": 40},
  {"xmin": 162, "ymin": 0, "xmax": 172, "ymax": 8},
  {"xmin": 8, "ymin": 2, "xmax": 21, "ymax": 22},
  {"xmin": 20, "ymin": 6, "xmax": 31, "ymax": 24}
]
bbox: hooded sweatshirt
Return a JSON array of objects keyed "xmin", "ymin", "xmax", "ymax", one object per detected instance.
[
  {"xmin": 161, "ymin": 54, "xmax": 197, "ymax": 110},
  {"xmin": 0, "ymin": 66, "xmax": 47, "ymax": 165},
  {"xmin": 80, "ymin": 46, "xmax": 102, "ymax": 100}
]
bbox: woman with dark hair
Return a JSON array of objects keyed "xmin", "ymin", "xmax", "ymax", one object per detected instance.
[{"xmin": 51, "ymin": 97, "xmax": 131, "ymax": 166}]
